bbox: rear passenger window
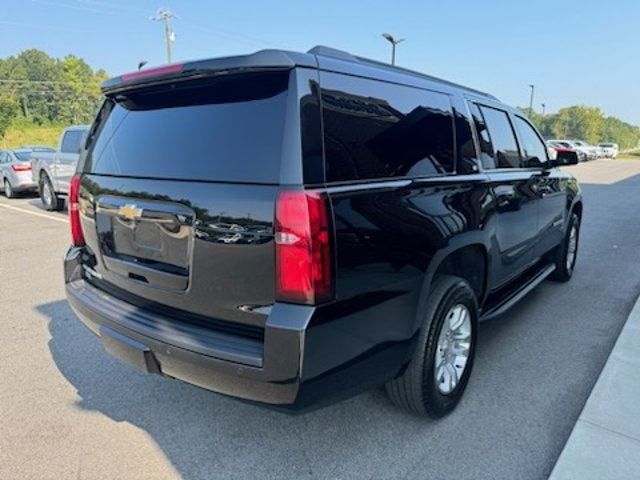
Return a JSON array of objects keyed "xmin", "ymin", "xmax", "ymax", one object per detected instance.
[
  {"xmin": 321, "ymin": 73, "xmax": 455, "ymax": 182},
  {"xmin": 478, "ymin": 106, "xmax": 520, "ymax": 169},
  {"xmin": 514, "ymin": 116, "xmax": 548, "ymax": 167},
  {"xmin": 469, "ymin": 103, "xmax": 495, "ymax": 169}
]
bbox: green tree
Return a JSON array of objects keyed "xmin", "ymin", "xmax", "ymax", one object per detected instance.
[
  {"xmin": 550, "ymin": 106, "xmax": 603, "ymax": 143},
  {"xmin": 0, "ymin": 95, "xmax": 18, "ymax": 139},
  {"xmin": 59, "ymin": 55, "xmax": 104, "ymax": 123},
  {"xmin": 526, "ymin": 104, "xmax": 639, "ymax": 149},
  {"xmin": 0, "ymin": 49, "xmax": 108, "ymax": 126}
]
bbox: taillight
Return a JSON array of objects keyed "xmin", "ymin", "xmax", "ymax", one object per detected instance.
[
  {"xmin": 11, "ymin": 164, "xmax": 31, "ymax": 172},
  {"xmin": 275, "ymin": 190, "xmax": 333, "ymax": 305},
  {"xmin": 69, "ymin": 174, "xmax": 85, "ymax": 247}
]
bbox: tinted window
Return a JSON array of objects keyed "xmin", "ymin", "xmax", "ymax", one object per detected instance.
[
  {"xmin": 61, "ymin": 130, "xmax": 85, "ymax": 154},
  {"xmin": 469, "ymin": 103, "xmax": 495, "ymax": 169},
  {"xmin": 14, "ymin": 151, "xmax": 32, "ymax": 161},
  {"xmin": 514, "ymin": 116, "xmax": 548, "ymax": 167},
  {"xmin": 453, "ymin": 104, "xmax": 478, "ymax": 174},
  {"xmin": 85, "ymin": 72, "xmax": 289, "ymax": 183},
  {"xmin": 321, "ymin": 73, "xmax": 454, "ymax": 182},
  {"xmin": 479, "ymin": 106, "xmax": 520, "ymax": 169}
]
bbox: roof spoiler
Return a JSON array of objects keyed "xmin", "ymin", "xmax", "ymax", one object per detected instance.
[{"xmin": 101, "ymin": 49, "xmax": 316, "ymax": 94}]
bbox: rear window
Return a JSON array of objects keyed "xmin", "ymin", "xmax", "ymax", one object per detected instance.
[
  {"xmin": 84, "ymin": 71, "xmax": 290, "ymax": 183},
  {"xmin": 61, "ymin": 130, "xmax": 87, "ymax": 154},
  {"xmin": 13, "ymin": 151, "xmax": 32, "ymax": 161}
]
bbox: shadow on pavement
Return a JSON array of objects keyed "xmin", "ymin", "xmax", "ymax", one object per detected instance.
[
  {"xmin": 27, "ymin": 197, "xmax": 67, "ymax": 215},
  {"xmin": 37, "ymin": 300, "xmax": 436, "ymax": 479}
]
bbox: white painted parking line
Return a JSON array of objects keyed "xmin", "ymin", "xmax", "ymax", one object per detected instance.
[{"xmin": 0, "ymin": 202, "xmax": 67, "ymax": 224}]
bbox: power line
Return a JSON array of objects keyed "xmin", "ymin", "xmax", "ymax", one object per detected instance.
[
  {"xmin": 183, "ymin": 19, "xmax": 278, "ymax": 48},
  {"xmin": 0, "ymin": 79, "xmax": 78, "ymax": 85},
  {"xmin": 31, "ymin": 0, "xmax": 129, "ymax": 16},
  {"xmin": 0, "ymin": 19, "xmax": 96, "ymax": 34},
  {"xmin": 74, "ymin": 0, "xmax": 148, "ymax": 15}
]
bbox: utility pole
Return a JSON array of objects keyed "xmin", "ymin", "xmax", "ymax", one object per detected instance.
[
  {"xmin": 541, "ymin": 103, "xmax": 546, "ymax": 116},
  {"xmin": 22, "ymin": 94, "xmax": 29, "ymax": 117},
  {"xmin": 528, "ymin": 84, "xmax": 535, "ymax": 117},
  {"xmin": 382, "ymin": 33, "xmax": 405, "ymax": 66},
  {"xmin": 151, "ymin": 8, "xmax": 176, "ymax": 64}
]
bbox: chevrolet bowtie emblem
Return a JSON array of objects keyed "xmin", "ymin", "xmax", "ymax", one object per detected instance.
[{"xmin": 117, "ymin": 204, "xmax": 144, "ymax": 221}]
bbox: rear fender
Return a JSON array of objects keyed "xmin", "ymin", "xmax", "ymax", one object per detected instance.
[{"xmin": 413, "ymin": 233, "xmax": 492, "ymax": 336}]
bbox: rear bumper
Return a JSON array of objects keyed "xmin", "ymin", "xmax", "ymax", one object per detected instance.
[
  {"xmin": 64, "ymin": 247, "xmax": 411, "ymax": 412},
  {"xmin": 7, "ymin": 174, "xmax": 36, "ymax": 191}
]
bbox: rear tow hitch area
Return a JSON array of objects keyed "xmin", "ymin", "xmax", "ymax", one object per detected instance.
[{"xmin": 100, "ymin": 325, "xmax": 161, "ymax": 374}]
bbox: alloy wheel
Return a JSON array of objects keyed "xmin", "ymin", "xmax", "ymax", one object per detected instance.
[
  {"xmin": 434, "ymin": 304, "xmax": 472, "ymax": 395},
  {"xmin": 566, "ymin": 224, "xmax": 578, "ymax": 271},
  {"xmin": 42, "ymin": 180, "xmax": 52, "ymax": 207}
]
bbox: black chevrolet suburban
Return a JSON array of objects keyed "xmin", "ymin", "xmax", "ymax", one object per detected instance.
[{"xmin": 64, "ymin": 46, "xmax": 582, "ymax": 417}]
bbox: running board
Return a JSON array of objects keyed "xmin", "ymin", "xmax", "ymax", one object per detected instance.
[{"xmin": 480, "ymin": 263, "xmax": 556, "ymax": 322}]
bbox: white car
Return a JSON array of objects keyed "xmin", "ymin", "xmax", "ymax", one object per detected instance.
[
  {"xmin": 598, "ymin": 143, "xmax": 619, "ymax": 158},
  {"xmin": 571, "ymin": 140, "xmax": 599, "ymax": 160}
]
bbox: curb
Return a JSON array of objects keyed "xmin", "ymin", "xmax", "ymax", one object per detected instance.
[{"xmin": 549, "ymin": 294, "xmax": 640, "ymax": 479}]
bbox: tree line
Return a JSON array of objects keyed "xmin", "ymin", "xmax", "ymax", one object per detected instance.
[
  {"xmin": 525, "ymin": 106, "xmax": 640, "ymax": 149},
  {"xmin": 0, "ymin": 49, "xmax": 107, "ymax": 138},
  {"xmin": 0, "ymin": 49, "xmax": 638, "ymax": 150}
]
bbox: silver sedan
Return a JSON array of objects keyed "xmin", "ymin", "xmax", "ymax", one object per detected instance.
[{"xmin": 0, "ymin": 149, "xmax": 38, "ymax": 198}]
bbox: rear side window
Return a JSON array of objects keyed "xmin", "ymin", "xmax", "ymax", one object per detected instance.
[
  {"xmin": 320, "ymin": 72, "xmax": 455, "ymax": 182},
  {"xmin": 84, "ymin": 71, "xmax": 289, "ymax": 183},
  {"xmin": 514, "ymin": 116, "xmax": 548, "ymax": 167},
  {"xmin": 469, "ymin": 103, "xmax": 495, "ymax": 169},
  {"xmin": 478, "ymin": 106, "xmax": 521, "ymax": 169},
  {"xmin": 61, "ymin": 130, "xmax": 86, "ymax": 154}
]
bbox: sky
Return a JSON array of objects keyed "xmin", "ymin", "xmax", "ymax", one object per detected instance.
[{"xmin": 1, "ymin": 0, "xmax": 639, "ymax": 125}]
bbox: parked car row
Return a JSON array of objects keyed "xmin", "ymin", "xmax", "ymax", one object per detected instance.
[
  {"xmin": 0, "ymin": 125, "xmax": 89, "ymax": 206},
  {"xmin": 546, "ymin": 139, "xmax": 619, "ymax": 162}
]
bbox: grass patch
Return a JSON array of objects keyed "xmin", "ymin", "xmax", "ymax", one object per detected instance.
[
  {"xmin": 618, "ymin": 149, "xmax": 640, "ymax": 160},
  {"xmin": 1, "ymin": 120, "xmax": 65, "ymax": 149}
]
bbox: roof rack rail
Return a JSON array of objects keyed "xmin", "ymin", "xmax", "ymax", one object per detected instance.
[{"xmin": 307, "ymin": 45, "xmax": 497, "ymax": 100}]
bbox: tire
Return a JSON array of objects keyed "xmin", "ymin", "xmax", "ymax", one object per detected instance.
[
  {"xmin": 551, "ymin": 213, "xmax": 580, "ymax": 282},
  {"xmin": 4, "ymin": 179, "xmax": 15, "ymax": 198},
  {"xmin": 386, "ymin": 275, "xmax": 478, "ymax": 418},
  {"xmin": 39, "ymin": 173, "xmax": 64, "ymax": 211}
]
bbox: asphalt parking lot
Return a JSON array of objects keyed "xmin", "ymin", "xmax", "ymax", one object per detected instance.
[{"xmin": 2, "ymin": 159, "xmax": 640, "ymax": 480}]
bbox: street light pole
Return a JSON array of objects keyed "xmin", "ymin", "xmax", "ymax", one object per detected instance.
[
  {"xmin": 541, "ymin": 103, "xmax": 546, "ymax": 116},
  {"xmin": 382, "ymin": 33, "xmax": 405, "ymax": 66},
  {"xmin": 528, "ymin": 84, "xmax": 535, "ymax": 117},
  {"xmin": 151, "ymin": 8, "xmax": 176, "ymax": 64}
]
